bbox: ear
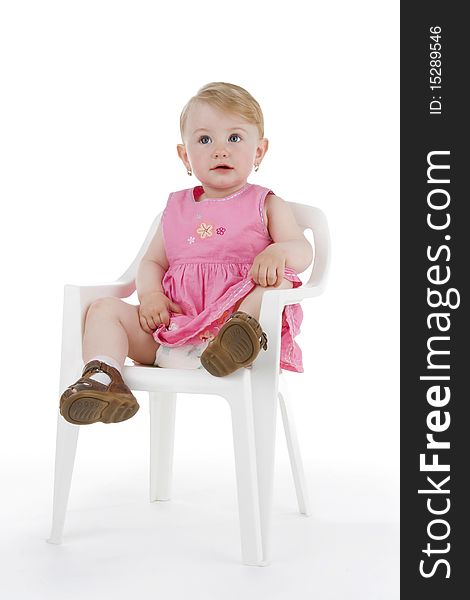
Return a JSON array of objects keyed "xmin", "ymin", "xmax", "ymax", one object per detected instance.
[
  {"xmin": 255, "ymin": 138, "xmax": 269, "ymax": 162},
  {"xmin": 177, "ymin": 143, "xmax": 191, "ymax": 171}
]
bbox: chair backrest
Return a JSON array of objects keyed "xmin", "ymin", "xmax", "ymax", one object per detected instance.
[{"xmin": 116, "ymin": 201, "xmax": 330, "ymax": 293}]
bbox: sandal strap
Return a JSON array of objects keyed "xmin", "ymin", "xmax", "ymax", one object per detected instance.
[
  {"xmin": 228, "ymin": 311, "xmax": 268, "ymax": 351},
  {"xmin": 82, "ymin": 360, "xmax": 115, "ymax": 377},
  {"xmin": 82, "ymin": 360, "xmax": 130, "ymax": 394}
]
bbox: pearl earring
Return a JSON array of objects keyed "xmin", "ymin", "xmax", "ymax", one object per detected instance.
[
  {"xmin": 187, "ymin": 168, "xmax": 192, "ymax": 176},
  {"xmin": 254, "ymin": 163, "xmax": 259, "ymax": 172}
]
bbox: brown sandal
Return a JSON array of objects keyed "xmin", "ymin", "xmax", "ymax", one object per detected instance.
[
  {"xmin": 200, "ymin": 311, "xmax": 268, "ymax": 377},
  {"xmin": 59, "ymin": 360, "xmax": 140, "ymax": 425}
]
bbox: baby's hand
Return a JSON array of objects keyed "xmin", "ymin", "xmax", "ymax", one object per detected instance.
[
  {"xmin": 249, "ymin": 244, "xmax": 286, "ymax": 287},
  {"xmin": 139, "ymin": 291, "xmax": 183, "ymax": 332}
]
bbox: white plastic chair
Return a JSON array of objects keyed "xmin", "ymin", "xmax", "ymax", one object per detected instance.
[{"xmin": 48, "ymin": 201, "xmax": 330, "ymax": 566}]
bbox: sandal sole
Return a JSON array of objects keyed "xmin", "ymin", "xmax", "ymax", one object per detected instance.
[
  {"xmin": 201, "ymin": 322, "xmax": 259, "ymax": 377},
  {"xmin": 60, "ymin": 391, "xmax": 139, "ymax": 425}
]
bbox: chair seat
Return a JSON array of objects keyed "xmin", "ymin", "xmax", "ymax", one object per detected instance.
[{"xmin": 122, "ymin": 363, "xmax": 250, "ymax": 395}]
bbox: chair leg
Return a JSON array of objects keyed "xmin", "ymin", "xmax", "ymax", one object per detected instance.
[
  {"xmin": 250, "ymin": 375, "xmax": 278, "ymax": 566},
  {"xmin": 47, "ymin": 413, "xmax": 80, "ymax": 544},
  {"xmin": 278, "ymin": 376, "xmax": 311, "ymax": 516},
  {"xmin": 149, "ymin": 392, "xmax": 176, "ymax": 502},
  {"xmin": 225, "ymin": 386, "xmax": 263, "ymax": 566}
]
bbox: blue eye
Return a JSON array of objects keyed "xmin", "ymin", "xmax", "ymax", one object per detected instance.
[{"xmin": 198, "ymin": 133, "xmax": 241, "ymax": 144}]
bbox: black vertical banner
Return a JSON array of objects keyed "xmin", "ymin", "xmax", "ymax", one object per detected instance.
[{"xmin": 401, "ymin": 2, "xmax": 468, "ymax": 597}]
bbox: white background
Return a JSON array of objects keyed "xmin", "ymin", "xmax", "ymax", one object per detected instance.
[{"xmin": 0, "ymin": 1, "xmax": 399, "ymax": 598}]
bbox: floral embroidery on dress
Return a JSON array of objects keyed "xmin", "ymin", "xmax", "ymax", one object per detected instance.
[
  {"xmin": 187, "ymin": 236, "xmax": 195, "ymax": 245},
  {"xmin": 216, "ymin": 226, "xmax": 226, "ymax": 235},
  {"xmin": 197, "ymin": 223, "xmax": 213, "ymax": 239}
]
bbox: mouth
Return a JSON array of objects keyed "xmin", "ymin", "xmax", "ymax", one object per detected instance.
[{"xmin": 211, "ymin": 165, "xmax": 234, "ymax": 170}]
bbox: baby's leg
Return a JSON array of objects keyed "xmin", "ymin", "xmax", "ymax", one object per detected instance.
[
  {"xmin": 60, "ymin": 298, "xmax": 159, "ymax": 425},
  {"xmin": 237, "ymin": 278, "xmax": 293, "ymax": 321},
  {"xmin": 83, "ymin": 297, "xmax": 160, "ymax": 367},
  {"xmin": 200, "ymin": 279, "xmax": 294, "ymax": 377}
]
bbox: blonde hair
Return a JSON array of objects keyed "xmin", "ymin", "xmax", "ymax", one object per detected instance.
[{"xmin": 180, "ymin": 82, "xmax": 264, "ymax": 141}]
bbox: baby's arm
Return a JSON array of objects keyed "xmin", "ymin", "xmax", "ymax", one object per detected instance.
[
  {"xmin": 136, "ymin": 223, "xmax": 182, "ymax": 331},
  {"xmin": 249, "ymin": 194, "xmax": 313, "ymax": 287},
  {"xmin": 136, "ymin": 222, "xmax": 169, "ymax": 298}
]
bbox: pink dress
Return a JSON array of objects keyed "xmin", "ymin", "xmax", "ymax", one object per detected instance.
[{"xmin": 152, "ymin": 182, "xmax": 304, "ymax": 372}]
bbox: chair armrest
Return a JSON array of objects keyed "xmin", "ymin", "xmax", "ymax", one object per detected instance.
[
  {"xmin": 65, "ymin": 279, "xmax": 136, "ymax": 309},
  {"xmin": 264, "ymin": 281, "xmax": 326, "ymax": 308},
  {"xmin": 252, "ymin": 280, "xmax": 327, "ymax": 379}
]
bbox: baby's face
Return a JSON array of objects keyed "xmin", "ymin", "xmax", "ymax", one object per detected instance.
[{"xmin": 178, "ymin": 101, "xmax": 267, "ymax": 194}]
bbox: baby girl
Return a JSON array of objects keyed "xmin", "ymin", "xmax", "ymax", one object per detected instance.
[{"xmin": 59, "ymin": 82, "xmax": 313, "ymax": 425}]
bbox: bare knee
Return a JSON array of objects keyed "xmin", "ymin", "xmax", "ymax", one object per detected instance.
[
  {"xmin": 86, "ymin": 297, "xmax": 124, "ymax": 320},
  {"xmin": 277, "ymin": 278, "xmax": 293, "ymax": 290},
  {"xmin": 242, "ymin": 279, "xmax": 293, "ymax": 305},
  {"xmin": 238, "ymin": 278, "xmax": 293, "ymax": 320}
]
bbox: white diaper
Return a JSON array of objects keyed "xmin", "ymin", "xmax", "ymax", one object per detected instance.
[{"xmin": 154, "ymin": 340, "xmax": 210, "ymax": 369}]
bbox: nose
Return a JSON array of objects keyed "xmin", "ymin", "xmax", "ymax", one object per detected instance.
[{"xmin": 213, "ymin": 143, "xmax": 229, "ymax": 159}]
